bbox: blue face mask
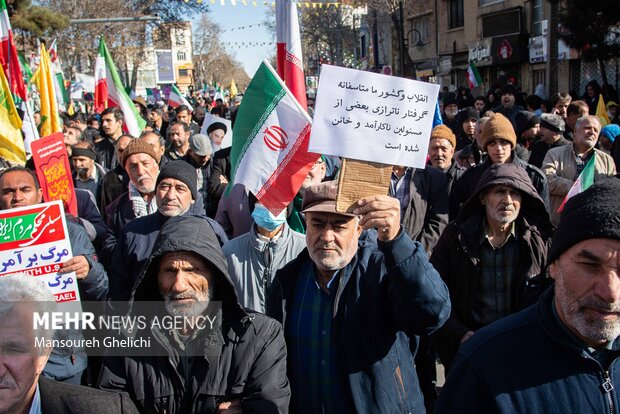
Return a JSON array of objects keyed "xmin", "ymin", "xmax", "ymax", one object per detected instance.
[{"xmin": 251, "ymin": 204, "xmax": 287, "ymax": 231}]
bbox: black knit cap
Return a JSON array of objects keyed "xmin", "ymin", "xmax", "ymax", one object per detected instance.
[
  {"xmin": 548, "ymin": 178, "xmax": 620, "ymax": 264},
  {"xmin": 155, "ymin": 160, "xmax": 198, "ymax": 200}
]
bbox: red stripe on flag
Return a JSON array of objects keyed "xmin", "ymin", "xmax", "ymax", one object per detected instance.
[
  {"xmin": 276, "ymin": 42, "xmax": 286, "ymax": 80},
  {"xmin": 94, "ymin": 80, "xmax": 108, "ymax": 113},
  {"xmin": 284, "ymin": 56, "xmax": 307, "ymax": 109},
  {"xmin": 256, "ymin": 124, "xmax": 319, "ymax": 215}
]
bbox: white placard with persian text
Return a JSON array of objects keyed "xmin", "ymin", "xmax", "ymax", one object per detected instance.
[{"xmin": 309, "ymin": 65, "xmax": 440, "ymax": 168}]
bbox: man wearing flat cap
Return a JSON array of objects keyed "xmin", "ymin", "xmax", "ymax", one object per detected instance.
[
  {"xmin": 436, "ymin": 178, "xmax": 620, "ymax": 414},
  {"xmin": 529, "ymin": 113, "xmax": 570, "ymax": 168},
  {"xmin": 267, "ymin": 181, "xmax": 451, "ymax": 413}
]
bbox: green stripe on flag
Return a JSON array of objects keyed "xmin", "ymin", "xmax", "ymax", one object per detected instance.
[{"xmin": 228, "ymin": 62, "xmax": 286, "ymax": 190}]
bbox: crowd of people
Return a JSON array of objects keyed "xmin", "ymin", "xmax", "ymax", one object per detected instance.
[{"xmin": 1, "ymin": 80, "xmax": 620, "ymax": 414}]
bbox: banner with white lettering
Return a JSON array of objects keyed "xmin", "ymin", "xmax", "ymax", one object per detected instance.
[
  {"xmin": 309, "ymin": 65, "xmax": 440, "ymax": 168},
  {"xmin": 0, "ymin": 200, "xmax": 79, "ymax": 303}
]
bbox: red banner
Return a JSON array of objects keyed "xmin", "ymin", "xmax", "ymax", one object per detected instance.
[{"xmin": 30, "ymin": 132, "xmax": 78, "ymax": 216}]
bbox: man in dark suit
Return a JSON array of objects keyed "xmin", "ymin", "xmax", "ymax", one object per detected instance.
[{"xmin": 0, "ymin": 273, "xmax": 138, "ymax": 414}]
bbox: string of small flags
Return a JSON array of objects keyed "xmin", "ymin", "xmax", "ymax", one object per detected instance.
[
  {"xmin": 186, "ymin": 0, "xmax": 341, "ymax": 7},
  {"xmin": 222, "ymin": 41, "xmax": 275, "ymax": 48},
  {"xmin": 221, "ymin": 23, "xmax": 268, "ymax": 32}
]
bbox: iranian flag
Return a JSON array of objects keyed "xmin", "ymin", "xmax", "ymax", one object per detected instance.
[
  {"xmin": 557, "ymin": 154, "xmax": 596, "ymax": 214},
  {"xmin": 168, "ymin": 83, "xmax": 193, "ymax": 111},
  {"xmin": 276, "ymin": 0, "xmax": 307, "ymax": 109},
  {"xmin": 229, "ymin": 60, "xmax": 319, "ymax": 215},
  {"xmin": 49, "ymin": 39, "xmax": 70, "ymax": 111},
  {"xmin": 0, "ymin": 0, "xmax": 26, "ymax": 101},
  {"xmin": 94, "ymin": 37, "xmax": 145, "ymax": 136},
  {"xmin": 467, "ymin": 61, "xmax": 482, "ymax": 89}
]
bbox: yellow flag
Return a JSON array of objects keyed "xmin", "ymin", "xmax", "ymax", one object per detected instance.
[
  {"xmin": 596, "ymin": 94, "xmax": 610, "ymax": 127},
  {"xmin": 0, "ymin": 65, "xmax": 25, "ymax": 164},
  {"xmin": 230, "ymin": 79, "xmax": 238, "ymax": 98},
  {"xmin": 32, "ymin": 44, "xmax": 61, "ymax": 137}
]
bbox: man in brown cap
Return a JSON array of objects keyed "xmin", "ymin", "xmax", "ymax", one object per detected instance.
[
  {"xmin": 428, "ymin": 124, "xmax": 464, "ymax": 196},
  {"xmin": 105, "ymin": 138, "xmax": 161, "ymax": 236},
  {"xmin": 450, "ymin": 113, "xmax": 549, "ymax": 218},
  {"xmin": 267, "ymin": 181, "xmax": 450, "ymax": 414}
]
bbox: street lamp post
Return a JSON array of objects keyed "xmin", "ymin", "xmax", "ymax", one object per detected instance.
[{"xmin": 404, "ymin": 28, "xmax": 425, "ymax": 80}]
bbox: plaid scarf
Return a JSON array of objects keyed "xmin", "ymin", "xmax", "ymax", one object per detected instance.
[{"xmin": 128, "ymin": 182, "xmax": 157, "ymax": 218}]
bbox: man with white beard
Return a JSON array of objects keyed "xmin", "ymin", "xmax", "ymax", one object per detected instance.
[
  {"xmin": 430, "ymin": 163, "xmax": 553, "ymax": 369},
  {"xmin": 436, "ymin": 178, "xmax": 620, "ymax": 414},
  {"xmin": 105, "ymin": 139, "xmax": 160, "ymax": 235},
  {"xmin": 99, "ymin": 215, "xmax": 290, "ymax": 413}
]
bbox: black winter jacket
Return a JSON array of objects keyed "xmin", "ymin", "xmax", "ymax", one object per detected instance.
[
  {"xmin": 431, "ymin": 163, "xmax": 553, "ymax": 368},
  {"xmin": 267, "ymin": 230, "xmax": 451, "ymax": 413},
  {"xmin": 436, "ymin": 288, "xmax": 620, "ymax": 413},
  {"xmin": 98, "ymin": 215, "xmax": 290, "ymax": 413},
  {"xmin": 397, "ymin": 166, "xmax": 449, "ymax": 255}
]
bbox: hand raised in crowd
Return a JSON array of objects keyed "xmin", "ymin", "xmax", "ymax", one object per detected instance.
[
  {"xmin": 59, "ymin": 255, "xmax": 90, "ymax": 279},
  {"xmin": 353, "ymin": 194, "xmax": 401, "ymax": 242}
]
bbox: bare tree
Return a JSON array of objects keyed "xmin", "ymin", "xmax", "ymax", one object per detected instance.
[{"xmin": 193, "ymin": 14, "xmax": 250, "ymax": 91}]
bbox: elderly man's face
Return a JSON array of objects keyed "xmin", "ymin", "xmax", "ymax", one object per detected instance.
[
  {"xmin": 301, "ymin": 159, "xmax": 326, "ymax": 194},
  {"xmin": 208, "ymin": 129, "xmax": 226, "ymax": 147},
  {"xmin": 125, "ymin": 153, "xmax": 159, "ymax": 195},
  {"xmin": 305, "ymin": 212, "xmax": 362, "ymax": 276},
  {"xmin": 0, "ymin": 303, "xmax": 50, "ymax": 414},
  {"xmin": 551, "ymin": 238, "xmax": 620, "ymax": 348},
  {"xmin": 156, "ymin": 178, "xmax": 194, "ymax": 217},
  {"xmin": 480, "ymin": 184, "xmax": 521, "ymax": 225},
  {"xmin": 428, "ymin": 138, "xmax": 454, "ymax": 171},
  {"xmin": 574, "ymin": 117, "xmax": 601, "ymax": 153},
  {"xmin": 158, "ymin": 251, "xmax": 213, "ymax": 318},
  {"xmin": 0, "ymin": 171, "xmax": 42, "ymax": 210},
  {"xmin": 72, "ymin": 156, "xmax": 95, "ymax": 179}
]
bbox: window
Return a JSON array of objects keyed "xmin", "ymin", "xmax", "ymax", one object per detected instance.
[
  {"xmin": 178, "ymin": 68, "xmax": 189, "ymax": 77},
  {"xmin": 177, "ymin": 51, "xmax": 186, "ymax": 61},
  {"xmin": 531, "ymin": 0, "xmax": 543, "ymax": 36},
  {"xmin": 448, "ymin": 0, "xmax": 464, "ymax": 29}
]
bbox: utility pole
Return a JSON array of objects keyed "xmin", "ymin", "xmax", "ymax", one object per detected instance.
[
  {"xmin": 398, "ymin": 0, "xmax": 406, "ymax": 77},
  {"xmin": 546, "ymin": 0, "xmax": 559, "ymax": 96}
]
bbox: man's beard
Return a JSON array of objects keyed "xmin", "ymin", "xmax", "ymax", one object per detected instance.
[
  {"xmin": 77, "ymin": 167, "xmax": 90, "ymax": 179},
  {"xmin": 555, "ymin": 268, "xmax": 620, "ymax": 346},
  {"xmin": 163, "ymin": 286, "xmax": 213, "ymax": 318}
]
